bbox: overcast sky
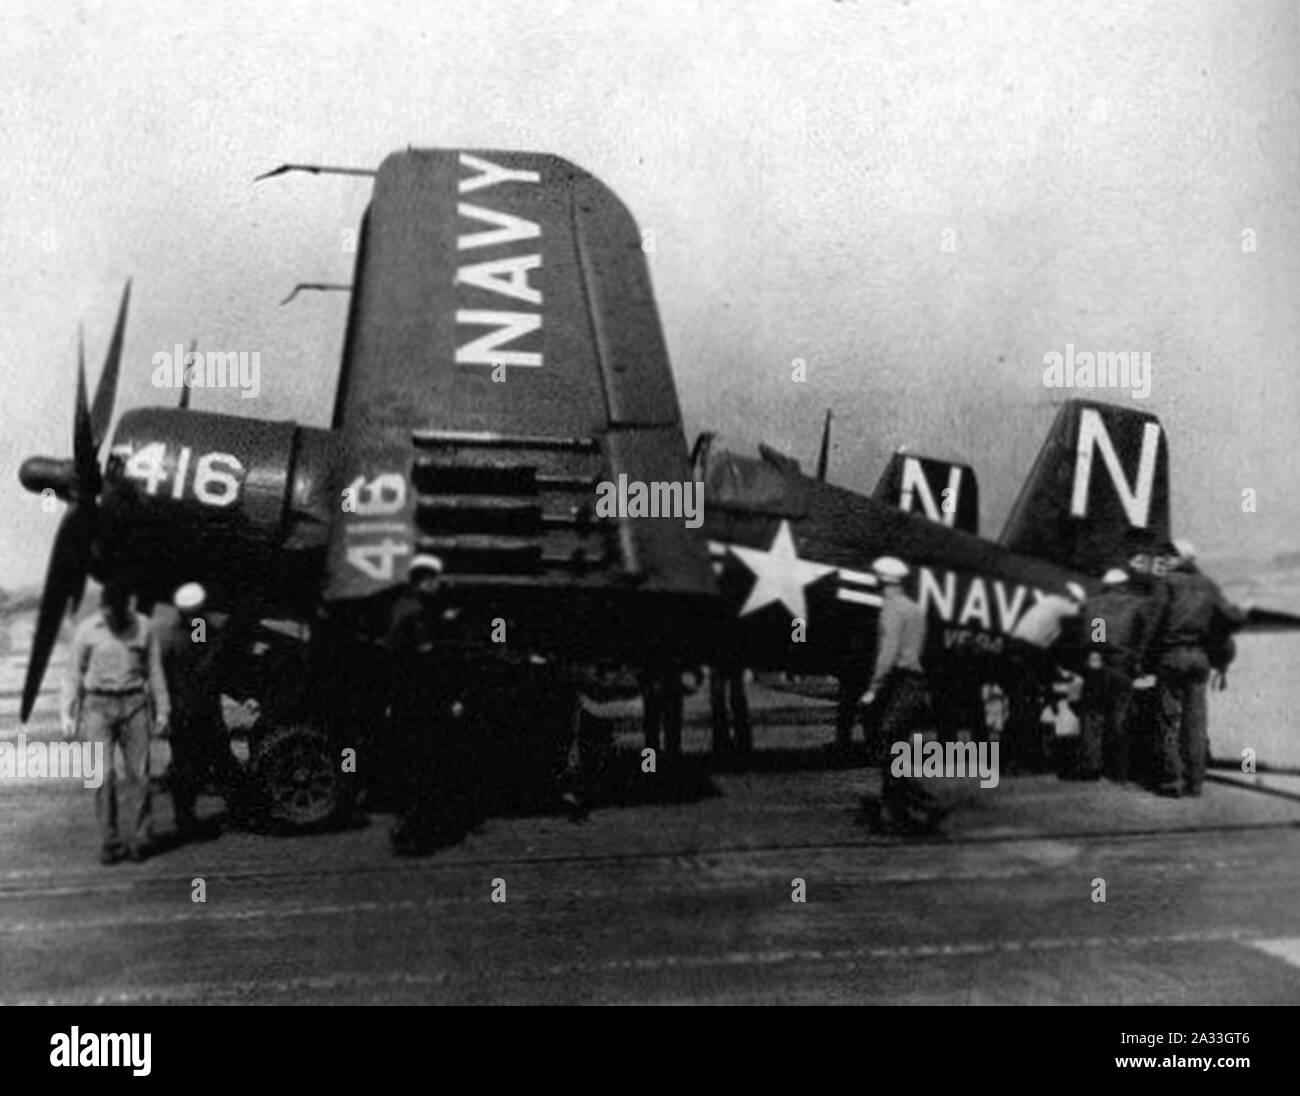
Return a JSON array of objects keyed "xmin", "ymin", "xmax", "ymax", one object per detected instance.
[{"xmin": 1, "ymin": 0, "xmax": 1296, "ymax": 590}]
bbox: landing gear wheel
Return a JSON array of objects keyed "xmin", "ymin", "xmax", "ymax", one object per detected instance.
[{"xmin": 252, "ymin": 724, "xmax": 339, "ymax": 830}]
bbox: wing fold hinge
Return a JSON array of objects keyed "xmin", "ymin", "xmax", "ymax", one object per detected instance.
[{"xmin": 410, "ymin": 432, "xmax": 614, "ymax": 577}]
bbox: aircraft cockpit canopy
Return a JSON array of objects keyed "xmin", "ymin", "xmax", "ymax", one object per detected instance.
[{"xmin": 692, "ymin": 433, "xmax": 805, "ymax": 516}]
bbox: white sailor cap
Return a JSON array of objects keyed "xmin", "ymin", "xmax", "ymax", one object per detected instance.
[
  {"xmin": 173, "ymin": 582, "xmax": 207, "ymax": 613},
  {"xmin": 1173, "ymin": 538, "xmax": 1196, "ymax": 563},
  {"xmin": 1065, "ymin": 581, "xmax": 1086, "ymax": 602},
  {"xmin": 872, "ymin": 556, "xmax": 909, "ymax": 585},
  {"xmin": 1101, "ymin": 568, "xmax": 1128, "ymax": 586},
  {"xmin": 409, "ymin": 553, "xmax": 445, "ymax": 579}
]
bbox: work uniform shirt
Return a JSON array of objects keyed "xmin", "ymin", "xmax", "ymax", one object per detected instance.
[
  {"xmin": 1083, "ymin": 587, "xmax": 1161, "ymax": 677},
  {"xmin": 1159, "ymin": 571, "xmax": 1242, "ymax": 649},
  {"xmin": 579, "ymin": 693, "xmax": 634, "ymax": 720},
  {"xmin": 156, "ymin": 608, "xmax": 226, "ymax": 730},
  {"xmin": 1010, "ymin": 594, "xmax": 1080, "ymax": 649},
  {"xmin": 62, "ymin": 610, "xmax": 170, "ymax": 725},
  {"xmin": 387, "ymin": 593, "xmax": 462, "ymax": 729},
  {"xmin": 1156, "ymin": 569, "xmax": 1243, "ymax": 674},
  {"xmin": 868, "ymin": 591, "xmax": 927, "ymax": 694}
]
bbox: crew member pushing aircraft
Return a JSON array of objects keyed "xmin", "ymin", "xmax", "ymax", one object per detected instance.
[{"xmin": 1078, "ymin": 569, "xmax": 1162, "ymax": 782}]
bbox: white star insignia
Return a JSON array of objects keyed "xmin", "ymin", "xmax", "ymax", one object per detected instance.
[{"xmin": 728, "ymin": 520, "xmax": 836, "ymax": 619}]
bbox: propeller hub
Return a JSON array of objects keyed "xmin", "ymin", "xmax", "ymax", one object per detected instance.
[{"xmin": 18, "ymin": 456, "xmax": 76, "ymax": 500}]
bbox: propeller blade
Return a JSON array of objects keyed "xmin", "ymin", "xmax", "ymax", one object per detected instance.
[
  {"xmin": 73, "ymin": 332, "xmax": 98, "ymax": 499},
  {"xmin": 19, "ymin": 287, "xmax": 125, "ymax": 720},
  {"xmin": 90, "ymin": 279, "xmax": 130, "ymax": 449},
  {"xmin": 69, "ymin": 563, "xmax": 88, "ymax": 615},
  {"xmin": 65, "ymin": 498, "xmax": 92, "ymax": 615},
  {"xmin": 20, "ymin": 507, "xmax": 88, "ymax": 722}
]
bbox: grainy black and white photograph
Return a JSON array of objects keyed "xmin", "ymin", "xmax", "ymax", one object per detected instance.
[{"xmin": 1, "ymin": 0, "xmax": 1298, "ymax": 1039}]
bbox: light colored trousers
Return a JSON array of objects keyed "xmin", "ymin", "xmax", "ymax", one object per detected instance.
[{"xmin": 79, "ymin": 693, "xmax": 153, "ymax": 850}]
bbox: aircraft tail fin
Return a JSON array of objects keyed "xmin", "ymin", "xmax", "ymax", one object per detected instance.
[
  {"xmin": 999, "ymin": 399, "xmax": 1170, "ymax": 575},
  {"xmin": 872, "ymin": 451, "xmax": 979, "ymax": 534}
]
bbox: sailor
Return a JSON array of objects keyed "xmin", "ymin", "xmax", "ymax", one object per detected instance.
[
  {"xmin": 859, "ymin": 557, "xmax": 941, "ymax": 833},
  {"xmin": 1006, "ymin": 583, "xmax": 1085, "ymax": 773},
  {"xmin": 387, "ymin": 553, "xmax": 464, "ymax": 853},
  {"xmin": 1152, "ymin": 540, "xmax": 1245, "ymax": 797},
  {"xmin": 157, "ymin": 582, "xmax": 239, "ymax": 841},
  {"xmin": 556, "ymin": 670, "xmax": 624, "ymax": 819},
  {"xmin": 1078, "ymin": 569, "xmax": 1162, "ymax": 782},
  {"xmin": 62, "ymin": 583, "xmax": 170, "ymax": 864},
  {"xmin": 512, "ymin": 648, "xmax": 591, "ymax": 820},
  {"xmin": 709, "ymin": 659, "xmax": 752, "ymax": 769},
  {"xmin": 1010, "ymin": 585, "xmax": 1086, "ymax": 650},
  {"xmin": 641, "ymin": 662, "xmax": 684, "ymax": 765}
]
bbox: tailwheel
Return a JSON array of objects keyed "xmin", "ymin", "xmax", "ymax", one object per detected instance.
[{"xmin": 251, "ymin": 724, "xmax": 339, "ymax": 830}]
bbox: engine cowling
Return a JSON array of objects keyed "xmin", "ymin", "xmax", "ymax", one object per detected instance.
[{"xmin": 100, "ymin": 407, "xmax": 340, "ymax": 612}]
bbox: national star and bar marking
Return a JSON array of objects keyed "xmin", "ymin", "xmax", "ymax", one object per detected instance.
[
  {"xmin": 708, "ymin": 519, "xmax": 881, "ymax": 620},
  {"xmin": 709, "ymin": 524, "xmax": 1077, "ymax": 637}
]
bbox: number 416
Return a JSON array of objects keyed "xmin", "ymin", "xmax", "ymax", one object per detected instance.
[{"xmin": 123, "ymin": 442, "xmax": 244, "ymax": 507}]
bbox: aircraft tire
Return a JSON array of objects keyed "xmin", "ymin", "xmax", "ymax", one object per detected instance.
[{"xmin": 251, "ymin": 723, "xmax": 340, "ymax": 831}]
